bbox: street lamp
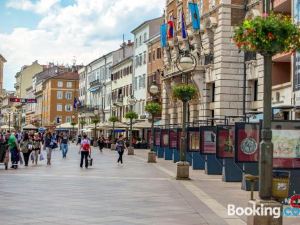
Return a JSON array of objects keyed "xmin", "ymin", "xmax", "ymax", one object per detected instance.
[
  {"xmin": 175, "ymin": 52, "xmax": 197, "ymax": 179},
  {"xmin": 126, "ymin": 95, "xmax": 137, "ymax": 155}
]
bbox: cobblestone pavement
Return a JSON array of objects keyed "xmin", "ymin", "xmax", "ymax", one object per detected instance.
[{"xmin": 0, "ymin": 145, "xmax": 298, "ymax": 225}]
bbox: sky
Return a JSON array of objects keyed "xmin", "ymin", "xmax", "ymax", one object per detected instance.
[{"xmin": 0, "ymin": 0, "xmax": 164, "ymax": 90}]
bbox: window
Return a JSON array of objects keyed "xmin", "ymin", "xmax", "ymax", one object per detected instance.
[
  {"xmin": 139, "ymin": 54, "xmax": 142, "ymax": 66},
  {"xmin": 55, "ymin": 116, "xmax": 62, "ymax": 124},
  {"xmin": 57, "ymin": 91, "xmax": 63, "ymax": 99},
  {"xmin": 65, "ymin": 92, "xmax": 72, "ymax": 100},
  {"xmin": 58, "ymin": 81, "xmax": 63, "ymax": 88},
  {"xmin": 139, "ymin": 74, "xmax": 146, "ymax": 88},
  {"xmin": 135, "ymin": 56, "xmax": 139, "ymax": 68},
  {"xmin": 143, "ymin": 51, "xmax": 146, "ymax": 64},
  {"xmin": 134, "ymin": 77, "xmax": 138, "ymax": 90},
  {"xmin": 157, "ymin": 48, "xmax": 162, "ymax": 59},
  {"xmin": 211, "ymin": 83, "xmax": 215, "ymax": 102},
  {"xmin": 148, "ymin": 53, "xmax": 152, "ymax": 63},
  {"xmin": 65, "ymin": 104, "xmax": 73, "ymax": 112},
  {"xmin": 57, "ymin": 104, "xmax": 63, "ymax": 111},
  {"xmin": 139, "ymin": 36, "xmax": 142, "ymax": 45},
  {"xmin": 144, "ymin": 33, "xmax": 147, "ymax": 42},
  {"xmin": 135, "ymin": 38, "xmax": 138, "ymax": 48},
  {"xmin": 66, "ymin": 116, "xmax": 72, "ymax": 123},
  {"xmin": 153, "ymin": 51, "xmax": 156, "ymax": 61},
  {"xmin": 253, "ymin": 79, "xmax": 258, "ymax": 101},
  {"xmin": 67, "ymin": 82, "xmax": 72, "ymax": 88}
]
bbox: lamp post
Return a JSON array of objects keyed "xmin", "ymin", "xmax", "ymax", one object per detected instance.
[
  {"xmin": 147, "ymin": 81, "xmax": 160, "ymax": 163},
  {"xmin": 175, "ymin": 52, "xmax": 197, "ymax": 179},
  {"xmin": 93, "ymin": 109, "xmax": 99, "ymax": 147},
  {"xmin": 127, "ymin": 95, "xmax": 137, "ymax": 155}
]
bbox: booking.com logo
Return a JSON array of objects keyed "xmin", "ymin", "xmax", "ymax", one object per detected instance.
[{"xmin": 227, "ymin": 194, "xmax": 300, "ymax": 218}]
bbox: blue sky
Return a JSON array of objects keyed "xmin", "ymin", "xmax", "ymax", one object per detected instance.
[{"xmin": 0, "ymin": 0, "xmax": 164, "ymax": 90}]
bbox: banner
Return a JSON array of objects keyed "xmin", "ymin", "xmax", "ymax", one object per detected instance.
[
  {"xmin": 272, "ymin": 121, "xmax": 300, "ymax": 168},
  {"xmin": 188, "ymin": 2, "xmax": 200, "ymax": 30},
  {"xmin": 216, "ymin": 125, "xmax": 235, "ymax": 158},
  {"xmin": 235, "ymin": 123, "xmax": 260, "ymax": 163},
  {"xmin": 161, "ymin": 129, "xmax": 169, "ymax": 147},
  {"xmin": 160, "ymin": 23, "xmax": 167, "ymax": 47},
  {"xmin": 200, "ymin": 126, "xmax": 216, "ymax": 154},
  {"xmin": 169, "ymin": 129, "xmax": 178, "ymax": 149},
  {"xmin": 187, "ymin": 128, "xmax": 200, "ymax": 152}
]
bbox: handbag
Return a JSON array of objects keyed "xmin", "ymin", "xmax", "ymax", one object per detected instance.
[
  {"xmin": 31, "ymin": 153, "xmax": 34, "ymax": 161},
  {"xmin": 88, "ymin": 155, "xmax": 93, "ymax": 166},
  {"xmin": 39, "ymin": 152, "xmax": 44, "ymax": 161}
]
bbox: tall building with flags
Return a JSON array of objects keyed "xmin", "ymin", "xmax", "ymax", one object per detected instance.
[{"xmin": 131, "ymin": 17, "xmax": 163, "ymax": 118}]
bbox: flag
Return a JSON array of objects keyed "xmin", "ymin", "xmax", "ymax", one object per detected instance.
[
  {"xmin": 160, "ymin": 23, "xmax": 167, "ymax": 47},
  {"xmin": 73, "ymin": 97, "xmax": 81, "ymax": 109},
  {"xmin": 188, "ymin": 2, "xmax": 200, "ymax": 30},
  {"xmin": 181, "ymin": 12, "xmax": 187, "ymax": 39},
  {"xmin": 167, "ymin": 20, "xmax": 174, "ymax": 39}
]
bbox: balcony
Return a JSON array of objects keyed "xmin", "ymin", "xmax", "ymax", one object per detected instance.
[
  {"xmin": 273, "ymin": 0, "xmax": 291, "ymax": 13},
  {"xmin": 204, "ymin": 53, "xmax": 214, "ymax": 65},
  {"xmin": 272, "ymin": 53, "xmax": 291, "ymax": 87}
]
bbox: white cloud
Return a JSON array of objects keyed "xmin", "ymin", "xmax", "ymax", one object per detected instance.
[
  {"xmin": 6, "ymin": 0, "xmax": 60, "ymax": 14},
  {"xmin": 1, "ymin": 0, "xmax": 165, "ymax": 90}
]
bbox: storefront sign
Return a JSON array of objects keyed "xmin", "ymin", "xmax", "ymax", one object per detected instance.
[
  {"xmin": 272, "ymin": 121, "xmax": 300, "ymax": 168},
  {"xmin": 200, "ymin": 126, "xmax": 216, "ymax": 154},
  {"xmin": 216, "ymin": 125, "xmax": 235, "ymax": 158},
  {"xmin": 235, "ymin": 123, "xmax": 260, "ymax": 163}
]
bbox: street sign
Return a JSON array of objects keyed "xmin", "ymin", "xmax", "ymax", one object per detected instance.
[{"xmin": 9, "ymin": 97, "xmax": 37, "ymax": 103}]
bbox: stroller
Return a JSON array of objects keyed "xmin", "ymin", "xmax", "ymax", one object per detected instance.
[{"xmin": 0, "ymin": 142, "xmax": 9, "ymax": 170}]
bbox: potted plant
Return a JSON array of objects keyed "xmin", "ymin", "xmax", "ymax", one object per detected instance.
[
  {"xmin": 145, "ymin": 102, "xmax": 162, "ymax": 163},
  {"xmin": 108, "ymin": 115, "xmax": 118, "ymax": 150},
  {"xmin": 233, "ymin": 13, "xmax": 300, "ymax": 56},
  {"xmin": 125, "ymin": 111, "xmax": 138, "ymax": 155}
]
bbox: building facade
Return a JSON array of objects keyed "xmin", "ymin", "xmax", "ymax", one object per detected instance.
[
  {"xmin": 0, "ymin": 54, "xmax": 6, "ymax": 94},
  {"xmin": 131, "ymin": 17, "xmax": 163, "ymax": 118},
  {"xmin": 41, "ymin": 72, "xmax": 79, "ymax": 128},
  {"xmin": 111, "ymin": 57, "xmax": 133, "ymax": 123}
]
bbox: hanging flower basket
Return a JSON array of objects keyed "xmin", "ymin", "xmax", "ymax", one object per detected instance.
[
  {"xmin": 172, "ymin": 84, "xmax": 197, "ymax": 102},
  {"xmin": 145, "ymin": 102, "xmax": 162, "ymax": 116},
  {"xmin": 233, "ymin": 13, "xmax": 300, "ymax": 56}
]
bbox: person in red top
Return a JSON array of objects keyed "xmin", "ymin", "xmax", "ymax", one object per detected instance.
[{"xmin": 79, "ymin": 134, "xmax": 91, "ymax": 168}]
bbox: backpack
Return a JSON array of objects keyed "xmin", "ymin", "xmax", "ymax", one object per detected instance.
[{"xmin": 82, "ymin": 139, "xmax": 90, "ymax": 151}]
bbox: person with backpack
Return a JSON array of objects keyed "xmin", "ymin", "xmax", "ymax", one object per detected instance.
[
  {"xmin": 79, "ymin": 134, "xmax": 91, "ymax": 168},
  {"xmin": 20, "ymin": 132, "xmax": 33, "ymax": 167},
  {"xmin": 116, "ymin": 135, "xmax": 126, "ymax": 164},
  {"xmin": 44, "ymin": 132, "xmax": 56, "ymax": 165},
  {"xmin": 60, "ymin": 132, "xmax": 69, "ymax": 158}
]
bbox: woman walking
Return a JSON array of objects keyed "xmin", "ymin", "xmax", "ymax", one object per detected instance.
[
  {"xmin": 97, "ymin": 136, "xmax": 105, "ymax": 152},
  {"xmin": 32, "ymin": 133, "xmax": 42, "ymax": 165},
  {"xmin": 8, "ymin": 132, "xmax": 20, "ymax": 169},
  {"xmin": 79, "ymin": 134, "xmax": 91, "ymax": 168},
  {"xmin": 20, "ymin": 133, "xmax": 33, "ymax": 167},
  {"xmin": 116, "ymin": 135, "xmax": 126, "ymax": 164}
]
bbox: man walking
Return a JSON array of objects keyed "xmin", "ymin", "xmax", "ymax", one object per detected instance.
[{"xmin": 60, "ymin": 132, "xmax": 69, "ymax": 158}]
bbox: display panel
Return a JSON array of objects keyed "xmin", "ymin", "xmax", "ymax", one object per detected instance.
[
  {"xmin": 200, "ymin": 126, "xmax": 216, "ymax": 154},
  {"xmin": 272, "ymin": 121, "xmax": 300, "ymax": 169},
  {"xmin": 216, "ymin": 125, "xmax": 235, "ymax": 158},
  {"xmin": 235, "ymin": 123, "xmax": 260, "ymax": 163},
  {"xmin": 169, "ymin": 129, "xmax": 178, "ymax": 149},
  {"xmin": 154, "ymin": 128, "xmax": 161, "ymax": 146},
  {"xmin": 161, "ymin": 129, "xmax": 169, "ymax": 147},
  {"xmin": 187, "ymin": 128, "xmax": 200, "ymax": 152}
]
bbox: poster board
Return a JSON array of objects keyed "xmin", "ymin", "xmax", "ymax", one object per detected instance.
[
  {"xmin": 272, "ymin": 121, "xmax": 300, "ymax": 169},
  {"xmin": 200, "ymin": 126, "xmax": 216, "ymax": 154},
  {"xmin": 169, "ymin": 128, "xmax": 178, "ymax": 149},
  {"xmin": 216, "ymin": 125, "xmax": 235, "ymax": 158},
  {"xmin": 161, "ymin": 129, "xmax": 169, "ymax": 148},
  {"xmin": 235, "ymin": 122, "xmax": 260, "ymax": 163},
  {"xmin": 187, "ymin": 127, "xmax": 200, "ymax": 152}
]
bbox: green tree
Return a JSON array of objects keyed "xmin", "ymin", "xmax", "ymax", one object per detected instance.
[
  {"xmin": 125, "ymin": 111, "xmax": 138, "ymax": 147},
  {"xmin": 109, "ymin": 116, "xmax": 118, "ymax": 142}
]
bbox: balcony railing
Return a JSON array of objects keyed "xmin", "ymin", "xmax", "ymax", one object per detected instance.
[{"xmin": 89, "ymin": 79, "xmax": 101, "ymax": 87}]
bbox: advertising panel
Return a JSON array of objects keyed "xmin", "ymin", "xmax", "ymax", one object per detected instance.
[
  {"xmin": 216, "ymin": 125, "xmax": 235, "ymax": 158},
  {"xmin": 200, "ymin": 126, "xmax": 216, "ymax": 154}
]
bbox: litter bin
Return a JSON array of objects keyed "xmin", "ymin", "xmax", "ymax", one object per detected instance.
[{"xmin": 272, "ymin": 170, "xmax": 290, "ymax": 201}]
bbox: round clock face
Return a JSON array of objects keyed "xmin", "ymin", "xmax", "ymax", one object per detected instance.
[{"xmin": 241, "ymin": 137, "xmax": 257, "ymax": 155}]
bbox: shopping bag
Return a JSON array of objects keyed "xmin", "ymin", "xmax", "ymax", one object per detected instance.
[
  {"xmin": 88, "ymin": 156, "xmax": 93, "ymax": 166},
  {"xmin": 39, "ymin": 152, "xmax": 44, "ymax": 161},
  {"xmin": 19, "ymin": 153, "xmax": 23, "ymax": 165}
]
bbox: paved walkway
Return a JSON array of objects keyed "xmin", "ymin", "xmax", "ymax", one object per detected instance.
[{"xmin": 0, "ymin": 145, "xmax": 298, "ymax": 225}]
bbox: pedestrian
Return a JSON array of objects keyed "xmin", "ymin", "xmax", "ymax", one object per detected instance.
[
  {"xmin": 79, "ymin": 134, "xmax": 91, "ymax": 168},
  {"xmin": 97, "ymin": 135, "xmax": 105, "ymax": 152},
  {"xmin": 8, "ymin": 132, "xmax": 20, "ymax": 169},
  {"xmin": 60, "ymin": 132, "xmax": 69, "ymax": 158},
  {"xmin": 77, "ymin": 134, "xmax": 82, "ymax": 145},
  {"xmin": 32, "ymin": 133, "xmax": 42, "ymax": 165},
  {"xmin": 44, "ymin": 132, "xmax": 56, "ymax": 165},
  {"xmin": 116, "ymin": 135, "xmax": 126, "ymax": 164},
  {"xmin": 20, "ymin": 132, "xmax": 33, "ymax": 167}
]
